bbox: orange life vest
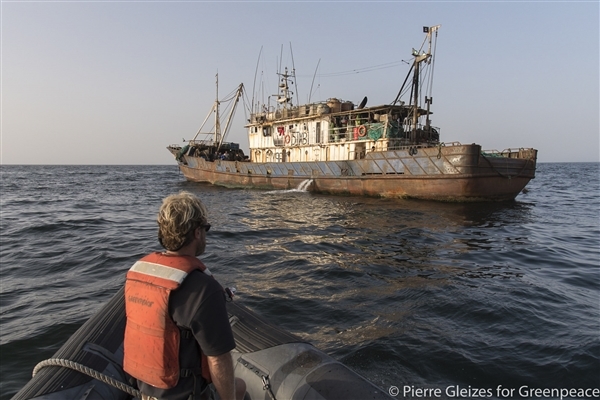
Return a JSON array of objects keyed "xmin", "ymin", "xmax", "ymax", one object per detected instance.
[{"xmin": 123, "ymin": 252, "xmax": 213, "ymax": 389}]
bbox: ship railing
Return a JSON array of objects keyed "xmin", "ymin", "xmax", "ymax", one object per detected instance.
[
  {"xmin": 328, "ymin": 122, "xmax": 440, "ymax": 144},
  {"xmin": 441, "ymin": 141, "xmax": 462, "ymax": 147},
  {"xmin": 328, "ymin": 125, "xmax": 352, "ymax": 142},
  {"xmin": 387, "ymin": 139, "xmax": 418, "ymax": 149},
  {"xmin": 188, "ymin": 139, "xmax": 215, "ymax": 147},
  {"xmin": 386, "ymin": 141, "xmax": 438, "ymax": 151},
  {"xmin": 251, "ymin": 102, "xmax": 335, "ymax": 125},
  {"xmin": 481, "ymin": 148, "xmax": 537, "ymax": 160},
  {"xmin": 328, "ymin": 121, "xmax": 391, "ymax": 142}
]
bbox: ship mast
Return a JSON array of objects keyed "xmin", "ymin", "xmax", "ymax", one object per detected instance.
[
  {"xmin": 411, "ymin": 25, "xmax": 441, "ymax": 143},
  {"xmin": 215, "ymin": 74, "xmax": 222, "ymax": 145},
  {"xmin": 188, "ymin": 77, "xmax": 243, "ymax": 147},
  {"xmin": 276, "ymin": 67, "xmax": 294, "ymax": 109},
  {"xmin": 216, "ymin": 83, "xmax": 244, "ymax": 151}
]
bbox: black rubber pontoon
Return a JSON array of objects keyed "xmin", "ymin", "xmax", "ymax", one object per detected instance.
[{"xmin": 14, "ymin": 290, "xmax": 392, "ymax": 400}]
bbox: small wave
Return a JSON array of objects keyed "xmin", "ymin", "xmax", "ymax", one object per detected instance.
[{"xmin": 2, "ymin": 164, "xmax": 599, "ymax": 398}]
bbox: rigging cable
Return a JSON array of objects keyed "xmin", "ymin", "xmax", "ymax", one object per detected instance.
[
  {"xmin": 303, "ymin": 60, "xmax": 406, "ymax": 78},
  {"xmin": 289, "ymin": 42, "xmax": 300, "ymax": 107},
  {"xmin": 251, "ymin": 46, "xmax": 263, "ymax": 114},
  {"xmin": 392, "ymin": 63, "xmax": 414, "ymax": 105},
  {"xmin": 308, "ymin": 58, "xmax": 321, "ymax": 104},
  {"xmin": 428, "ymin": 31, "xmax": 439, "ymax": 101}
]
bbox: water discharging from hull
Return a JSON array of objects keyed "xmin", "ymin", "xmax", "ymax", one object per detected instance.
[
  {"xmin": 296, "ymin": 179, "xmax": 313, "ymax": 191},
  {"xmin": 266, "ymin": 179, "xmax": 313, "ymax": 195}
]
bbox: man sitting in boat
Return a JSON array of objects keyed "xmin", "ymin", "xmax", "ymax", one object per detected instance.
[{"xmin": 123, "ymin": 191, "xmax": 247, "ymax": 400}]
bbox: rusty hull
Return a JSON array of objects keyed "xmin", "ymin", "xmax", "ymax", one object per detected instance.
[{"xmin": 175, "ymin": 144, "xmax": 537, "ymax": 202}]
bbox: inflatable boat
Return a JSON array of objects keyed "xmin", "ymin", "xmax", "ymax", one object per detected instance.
[{"xmin": 13, "ymin": 288, "xmax": 393, "ymax": 399}]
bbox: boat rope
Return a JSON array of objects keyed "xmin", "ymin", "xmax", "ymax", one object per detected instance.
[{"xmin": 32, "ymin": 358, "xmax": 141, "ymax": 399}]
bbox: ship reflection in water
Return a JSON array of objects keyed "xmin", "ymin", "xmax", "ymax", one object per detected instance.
[{"xmin": 233, "ymin": 188, "xmax": 533, "ymax": 359}]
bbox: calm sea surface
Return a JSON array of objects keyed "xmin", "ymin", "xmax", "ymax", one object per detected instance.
[{"xmin": 1, "ymin": 163, "xmax": 599, "ymax": 399}]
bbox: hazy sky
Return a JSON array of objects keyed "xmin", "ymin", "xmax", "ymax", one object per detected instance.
[{"xmin": 2, "ymin": 1, "xmax": 598, "ymax": 165}]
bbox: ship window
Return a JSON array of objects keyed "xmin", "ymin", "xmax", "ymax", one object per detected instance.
[
  {"xmin": 263, "ymin": 126, "xmax": 271, "ymax": 137},
  {"xmin": 316, "ymin": 122, "xmax": 321, "ymax": 143}
]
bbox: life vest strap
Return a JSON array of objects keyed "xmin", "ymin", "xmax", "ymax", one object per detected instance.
[{"xmin": 180, "ymin": 367, "xmax": 202, "ymax": 378}]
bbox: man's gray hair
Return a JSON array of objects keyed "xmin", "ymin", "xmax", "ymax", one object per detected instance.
[{"xmin": 157, "ymin": 191, "xmax": 208, "ymax": 251}]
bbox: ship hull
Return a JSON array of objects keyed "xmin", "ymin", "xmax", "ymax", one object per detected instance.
[{"xmin": 172, "ymin": 144, "xmax": 537, "ymax": 202}]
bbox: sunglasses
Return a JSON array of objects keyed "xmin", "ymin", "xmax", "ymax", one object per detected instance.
[{"xmin": 199, "ymin": 223, "xmax": 211, "ymax": 232}]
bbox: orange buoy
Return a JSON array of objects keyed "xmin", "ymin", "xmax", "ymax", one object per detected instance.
[{"xmin": 358, "ymin": 125, "xmax": 367, "ymax": 137}]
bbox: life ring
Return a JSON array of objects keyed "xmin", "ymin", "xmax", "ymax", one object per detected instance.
[
  {"xmin": 284, "ymin": 134, "xmax": 291, "ymax": 145},
  {"xmin": 357, "ymin": 125, "xmax": 367, "ymax": 137}
]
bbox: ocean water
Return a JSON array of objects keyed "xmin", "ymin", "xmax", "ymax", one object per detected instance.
[{"xmin": 1, "ymin": 163, "xmax": 599, "ymax": 399}]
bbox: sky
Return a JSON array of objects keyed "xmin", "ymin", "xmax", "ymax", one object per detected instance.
[{"xmin": 1, "ymin": 1, "xmax": 598, "ymax": 165}]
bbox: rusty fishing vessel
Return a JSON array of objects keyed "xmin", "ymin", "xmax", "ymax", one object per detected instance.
[{"xmin": 168, "ymin": 26, "xmax": 537, "ymax": 201}]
